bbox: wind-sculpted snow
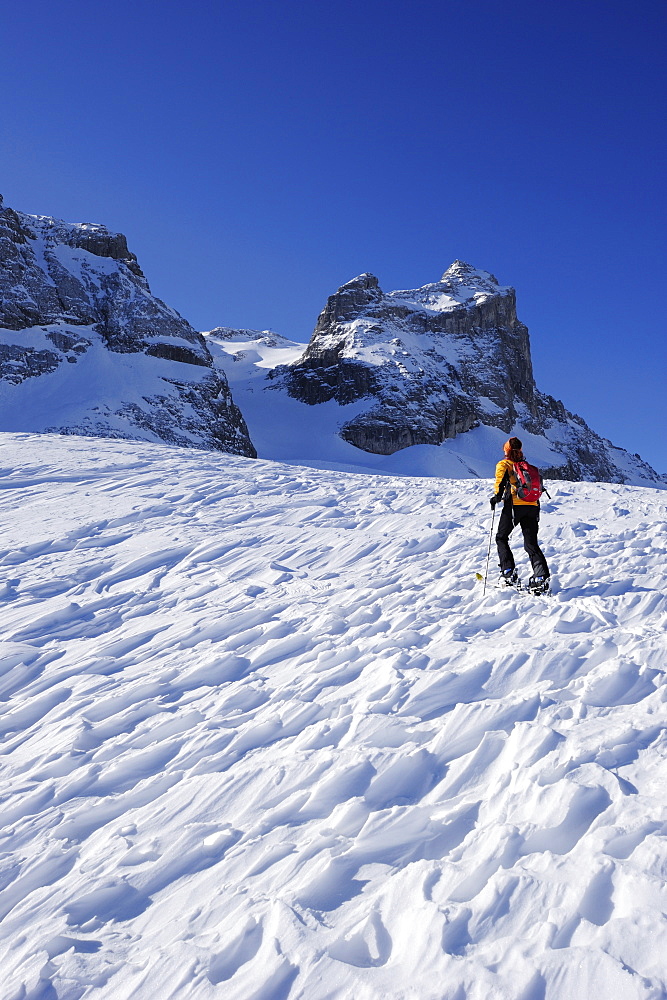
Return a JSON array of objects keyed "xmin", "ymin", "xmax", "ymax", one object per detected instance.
[{"xmin": 1, "ymin": 432, "xmax": 666, "ymax": 1000}]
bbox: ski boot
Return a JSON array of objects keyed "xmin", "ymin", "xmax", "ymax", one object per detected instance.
[
  {"xmin": 527, "ymin": 575, "xmax": 550, "ymax": 596},
  {"xmin": 500, "ymin": 568, "xmax": 521, "ymax": 590}
]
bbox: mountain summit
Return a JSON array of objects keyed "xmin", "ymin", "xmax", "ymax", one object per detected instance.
[{"xmin": 267, "ymin": 265, "xmax": 662, "ymax": 484}]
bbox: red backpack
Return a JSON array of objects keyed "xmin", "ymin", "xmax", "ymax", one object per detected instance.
[{"xmin": 512, "ymin": 460, "xmax": 543, "ymax": 503}]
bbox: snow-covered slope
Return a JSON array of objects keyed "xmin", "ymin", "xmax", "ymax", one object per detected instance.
[
  {"xmin": 211, "ymin": 264, "xmax": 664, "ymax": 487},
  {"xmin": 0, "ymin": 196, "xmax": 255, "ymax": 456},
  {"xmin": 2, "ymin": 432, "xmax": 667, "ymax": 1000}
]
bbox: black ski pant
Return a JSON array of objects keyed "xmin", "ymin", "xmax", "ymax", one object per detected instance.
[{"xmin": 496, "ymin": 503, "xmax": 549, "ymax": 577}]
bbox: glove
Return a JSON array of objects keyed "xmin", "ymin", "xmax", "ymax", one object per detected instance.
[{"xmin": 489, "ymin": 496, "xmax": 499, "ymax": 509}]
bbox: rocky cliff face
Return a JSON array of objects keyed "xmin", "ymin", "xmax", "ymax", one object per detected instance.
[
  {"xmin": 275, "ymin": 262, "xmax": 663, "ymax": 484},
  {"xmin": 0, "ymin": 195, "xmax": 255, "ymax": 456}
]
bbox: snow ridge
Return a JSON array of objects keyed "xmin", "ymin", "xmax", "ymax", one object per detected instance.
[
  {"xmin": 389, "ymin": 260, "xmax": 511, "ymax": 311},
  {"xmin": 2, "ymin": 432, "xmax": 666, "ymax": 1000}
]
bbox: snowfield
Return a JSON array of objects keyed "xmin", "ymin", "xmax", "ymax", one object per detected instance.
[{"xmin": 2, "ymin": 432, "xmax": 667, "ymax": 1000}]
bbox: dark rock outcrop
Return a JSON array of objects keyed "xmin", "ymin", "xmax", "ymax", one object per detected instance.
[{"xmin": 0, "ymin": 195, "xmax": 255, "ymax": 456}]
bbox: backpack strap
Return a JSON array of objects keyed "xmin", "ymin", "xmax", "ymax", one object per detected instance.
[{"xmin": 495, "ymin": 468, "xmax": 512, "ymax": 504}]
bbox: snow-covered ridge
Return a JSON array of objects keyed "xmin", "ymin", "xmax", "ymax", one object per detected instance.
[
  {"xmin": 0, "ymin": 195, "xmax": 255, "ymax": 455},
  {"xmin": 207, "ymin": 327, "xmax": 303, "ymax": 363},
  {"xmin": 2, "ymin": 432, "xmax": 666, "ymax": 999},
  {"xmin": 388, "ymin": 260, "xmax": 512, "ymax": 312}
]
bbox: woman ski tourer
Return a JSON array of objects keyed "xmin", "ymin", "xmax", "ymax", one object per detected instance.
[{"xmin": 490, "ymin": 436, "xmax": 550, "ymax": 594}]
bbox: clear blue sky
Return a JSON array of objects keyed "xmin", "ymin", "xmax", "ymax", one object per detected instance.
[{"xmin": 2, "ymin": 0, "xmax": 665, "ymax": 471}]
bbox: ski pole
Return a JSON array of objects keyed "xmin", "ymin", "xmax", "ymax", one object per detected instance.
[{"xmin": 483, "ymin": 505, "xmax": 496, "ymax": 596}]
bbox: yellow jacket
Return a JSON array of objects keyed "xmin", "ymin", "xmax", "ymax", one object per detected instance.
[{"xmin": 494, "ymin": 458, "xmax": 537, "ymax": 506}]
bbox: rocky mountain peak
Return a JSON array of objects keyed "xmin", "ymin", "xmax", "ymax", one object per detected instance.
[
  {"xmin": 382, "ymin": 263, "xmax": 513, "ymax": 317},
  {"xmin": 339, "ymin": 272, "xmax": 380, "ymax": 292},
  {"xmin": 440, "ymin": 259, "xmax": 499, "ymax": 285},
  {"xmin": 272, "ymin": 265, "xmax": 664, "ymax": 484},
  {"xmin": 313, "ymin": 272, "xmax": 383, "ymax": 330},
  {"xmin": 0, "ymin": 197, "xmax": 255, "ymax": 456}
]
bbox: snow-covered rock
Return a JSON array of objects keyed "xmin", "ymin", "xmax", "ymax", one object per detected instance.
[
  {"xmin": 261, "ymin": 262, "xmax": 663, "ymax": 486},
  {"xmin": 0, "ymin": 196, "xmax": 255, "ymax": 455},
  {"xmin": 2, "ymin": 431, "xmax": 667, "ymax": 999}
]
